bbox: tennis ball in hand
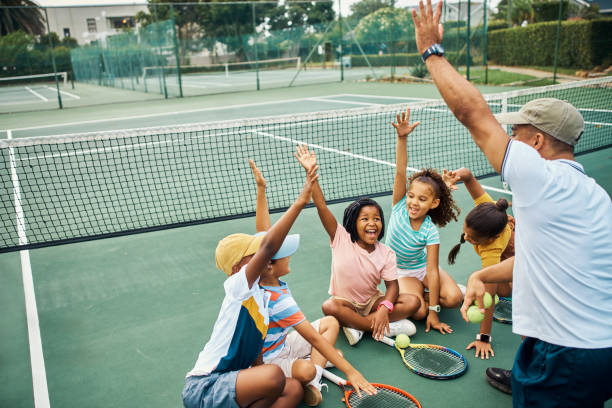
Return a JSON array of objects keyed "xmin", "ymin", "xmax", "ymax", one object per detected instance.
[
  {"xmin": 396, "ymin": 333, "xmax": 411, "ymax": 348},
  {"xmin": 467, "ymin": 305, "xmax": 485, "ymax": 324},
  {"xmin": 473, "ymin": 292, "xmax": 493, "ymax": 309}
]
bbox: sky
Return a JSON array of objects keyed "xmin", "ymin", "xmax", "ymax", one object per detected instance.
[{"xmin": 34, "ymin": 0, "xmax": 500, "ymax": 15}]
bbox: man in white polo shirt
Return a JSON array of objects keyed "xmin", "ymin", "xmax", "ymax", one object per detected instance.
[{"xmin": 411, "ymin": 2, "xmax": 612, "ymax": 406}]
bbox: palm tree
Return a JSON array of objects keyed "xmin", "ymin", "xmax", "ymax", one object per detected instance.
[{"xmin": 0, "ymin": 0, "xmax": 45, "ymax": 36}]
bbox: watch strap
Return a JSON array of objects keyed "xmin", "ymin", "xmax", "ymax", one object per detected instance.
[{"xmin": 377, "ymin": 300, "xmax": 394, "ymax": 313}]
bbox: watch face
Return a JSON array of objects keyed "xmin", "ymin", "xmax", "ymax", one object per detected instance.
[
  {"xmin": 436, "ymin": 44, "xmax": 445, "ymax": 54},
  {"xmin": 478, "ymin": 334, "xmax": 491, "ymax": 343}
]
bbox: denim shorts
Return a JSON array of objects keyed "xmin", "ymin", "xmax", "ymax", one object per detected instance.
[
  {"xmin": 182, "ymin": 371, "xmax": 239, "ymax": 408},
  {"xmin": 512, "ymin": 337, "xmax": 612, "ymax": 407}
]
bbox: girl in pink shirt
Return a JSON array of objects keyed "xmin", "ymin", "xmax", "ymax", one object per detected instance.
[{"xmin": 295, "ymin": 145, "xmax": 420, "ymax": 345}]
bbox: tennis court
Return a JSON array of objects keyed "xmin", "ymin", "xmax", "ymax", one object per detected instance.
[{"xmin": 1, "ymin": 78, "xmax": 611, "ymax": 408}]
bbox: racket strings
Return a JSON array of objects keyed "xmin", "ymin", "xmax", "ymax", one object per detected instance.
[
  {"xmin": 404, "ymin": 347, "xmax": 466, "ymax": 376},
  {"xmin": 347, "ymin": 386, "xmax": 420, "ymax": 408}
]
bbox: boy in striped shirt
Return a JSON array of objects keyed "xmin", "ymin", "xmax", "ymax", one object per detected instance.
[{"xmin": 250, "ymin": 160, "xmax": 375, "ymax": 406}]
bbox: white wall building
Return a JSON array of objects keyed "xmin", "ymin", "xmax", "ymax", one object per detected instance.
[{"xmin": 40, "ymin": 4, "xmax": 148, "ymax": 46}]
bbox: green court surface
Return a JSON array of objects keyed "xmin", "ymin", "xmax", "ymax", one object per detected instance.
[{"xmin": 1, "ymin": 81, "xmax": 611, "ymax": 408}]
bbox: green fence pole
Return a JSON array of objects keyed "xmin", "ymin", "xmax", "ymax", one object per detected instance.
[
  {"xmin": 252, "ymin": 3, "xmax": 260, "ymax": 91},
  {"xmin": 44, "ymin": 8, "xmax": 63, "ymax": 109},
  {"xmin": 152, "ymin": 4, "xmax": 168, "ymax": 98},
  {"xmin": 507, "ymin": 0, "xmax": 512, "ymax": 27},
  {"xmin": 339, "ymin": 0, "xmax": 344, "ymax": 82},
  {"xmin": 170, "ymin": 4, "xmax": 183, "ymax": 97},
  {"xmin": 484, "ymin": 0, "xmax": 488, "ymax": 84},
  {"xmin": 552, "ymin": 0, "xmax": 563, "ymax": 84},
  {"xmin": 467, "ymin": 0, "xmax": 471, "ymax": 81},
  {"xmin": 457, "ymin": 0, "xmax": 461, "ymax": 67}
]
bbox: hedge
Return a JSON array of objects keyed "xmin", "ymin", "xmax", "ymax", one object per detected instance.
[{"xmin": 487, "ymin": 19, "xmax": 612, "ymax": 69}]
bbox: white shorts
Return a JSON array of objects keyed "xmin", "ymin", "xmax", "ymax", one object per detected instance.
[
  {"xmin": 265, "ymin": 319, "xmax": 321, "ymax": 378},
  {"xmin": 398, "ymin": 266, "xmax": 427, "ymax": 282}
]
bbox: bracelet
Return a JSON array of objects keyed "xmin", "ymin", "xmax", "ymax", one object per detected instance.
[{"xmin": 377, "ymin": 300, "xmax": 394, "ymax": 313}]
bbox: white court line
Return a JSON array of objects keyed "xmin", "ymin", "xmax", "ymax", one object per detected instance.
[
  {"xmin": 44, "ymin": 86, "xmax": 80, "ymax": 100},
  {"xmin": 308, "ymin": 97, "xmax": 382, "ymax": 106},
  {"xmin": 251, "ymin": 129, "xmax": 512, "ymax": 195},
  {"xmin": 6, "ymin": 96, "xmax": 336, "ymax": 133},
  {"xmin": 7, "ymin": 129, "xmax": 51, "ymax": 408},
  {"xmin": 25, "ymin": 87, "xmax": 48, "ymax": 102}
]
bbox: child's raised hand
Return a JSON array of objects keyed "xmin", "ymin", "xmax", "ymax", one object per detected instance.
[
  {"xmin": 294, "ymin": 144, "xmax": 317, "ymax": 172},
  {"xmin": 249, "ymin": 159, "xmax": 266, "ymax": 188},
  {"xmin": 442, "ymin": 169, "xmax": 460, "ymax": 190},
  {"xmin": 297, "ymin": 163, "xmax": 319, "ymax": 205},
  {"xmin": 391, "ymin": 108, "xmax": 420, "ymax": 138}
]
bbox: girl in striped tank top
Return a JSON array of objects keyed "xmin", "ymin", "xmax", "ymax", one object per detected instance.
[{"xmin": 386, "ymin": 109, "xmax": 463, "ymax": 334}]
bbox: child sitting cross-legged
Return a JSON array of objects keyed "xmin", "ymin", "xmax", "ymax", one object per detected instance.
[
  {"xmin": 182, "ymin": 164, "xmax": 320, "ymax": 408},
  {"xmin": 294, "ymin": 145, "xmax": 420, "ymax": 347},
  {"xmin": 248, "ymin": 159, "xmax": 375, "ymax": 406}
]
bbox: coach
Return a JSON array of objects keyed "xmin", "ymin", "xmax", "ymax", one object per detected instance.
[{"xmin": 410, "ymin": 1, "xmax": 612, "ymax": 406}]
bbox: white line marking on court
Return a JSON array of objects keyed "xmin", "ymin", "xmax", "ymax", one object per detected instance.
[
  {"xmin": 340, "ymin": 93, "xmax": 438, "ymax": 102},
  {"xmin": 44, "ymin": 85, "xmax": 80, "ymax": 99},
  {"xmin": 8, "ymin": 129, "xmax": 51, "ymax": 408},
  {"xmin": 252, "ymin": 129, "xmax": 512, "ymax": 195},
  {"xmin": 308, "ymin": 97, "xmax": 382, "ymax": 106},
  {"xmin": 6, "ymin": 96, "xmax": 340, "ymax": 133},
  {"xmin": 25, "ymin": 87, "xmax": 48, "ymax": 102}
]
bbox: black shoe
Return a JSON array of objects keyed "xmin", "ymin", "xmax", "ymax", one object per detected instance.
[{"xmin": 486, "ymin": 367, "xmax": 512, "ymax": 395}]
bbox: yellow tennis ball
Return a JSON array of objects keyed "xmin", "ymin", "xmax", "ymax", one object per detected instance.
[
  {"xmin": 473, "ymin": 292, "xmax": 493, "ymax": 309},
  {"xmin": 495, "ymin": 294, "xmax": 500, "ymax": 305},
  {"xmin": 396, "ymin": 333, "xmax": 411, "ymax": 348},
  {"xmin": 467, "ymin": 305, "xmax": 485, "ymax": 323}
]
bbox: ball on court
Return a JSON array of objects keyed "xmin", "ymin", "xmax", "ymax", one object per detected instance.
[
  {"xmin": 467, "ymin": 305, "xmax": 485, "ymax": 323},
  {"xmin": 473, "ymin": 292, "xmax": 493, "ymax": 309},
  {"xmin": 396, "ymin": 334, "xmax": 410, "ymax": 348},
  {"xmin": 495, "ymin": 294, "xmax": 500, "ymax": 305}
]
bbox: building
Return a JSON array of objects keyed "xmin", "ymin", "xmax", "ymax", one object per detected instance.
[{"xmin": 40, "ymin": 3, "xmax": 148, "ymax": 46}]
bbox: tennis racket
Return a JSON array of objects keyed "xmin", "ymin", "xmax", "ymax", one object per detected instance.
[
  {"xmin": 493, "ymin": 296, "xmax": 512, "ymax": 324},
  {"xmin": 322, "ymin": 369, "xmax": 422, "ymax": 408},
  {"xmin": 379, "ymin": 336, "xmax": 468, "ymax": 380}
]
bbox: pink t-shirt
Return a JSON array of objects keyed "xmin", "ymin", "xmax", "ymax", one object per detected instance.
[{"xmin": 329, "ymin": 224, "xmax": 398, "ymax": 304}]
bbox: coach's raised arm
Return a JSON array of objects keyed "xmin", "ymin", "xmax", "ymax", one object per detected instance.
[{"xmin": 411, "ymin": 0, "xmax": 508, "ymax": 173}]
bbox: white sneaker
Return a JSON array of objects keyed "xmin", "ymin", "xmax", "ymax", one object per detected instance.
[
  {"xmin": 388, "ymin": 319, "xmax": 417, "ymax": 337},
  {"xmin": 342, "ymin": 327, "xmax": 364, "ymax": 346},
  {"xmin": 304, "ymin": 382, "xmax": 328, "ymax": 406},
  {"xmin": 458, "ymin": 284, "xmax": 466, "ymax": 297}
]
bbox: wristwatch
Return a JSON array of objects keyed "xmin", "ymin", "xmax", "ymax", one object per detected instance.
[
  {"xmin": 377, "ymin": 300, "xmax": 394, "ymax": 313},
  {"xmin": 421, "ymin": 43, "xmax": 445, "ymax": 62},
  {"xmin": 476, "ymin": 333, "xmax": 492, "ymax": 343},
  {"xmin": 428, "ymin": 304, "xmax": 441, "ymax": 313}
]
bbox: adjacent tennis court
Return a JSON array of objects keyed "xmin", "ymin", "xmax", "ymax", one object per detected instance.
[{"xmin": 1, "ymin": 78, "xmax": 611, "ymax": 408}]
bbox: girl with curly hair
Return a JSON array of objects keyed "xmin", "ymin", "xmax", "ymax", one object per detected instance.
[{"xmin": 385, "ymin": 109, "xmax": 463, "ymax": 334}]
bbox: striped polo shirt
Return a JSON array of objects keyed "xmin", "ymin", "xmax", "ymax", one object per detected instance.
[
  {"xmin": 260, "ymin": 281, "xmax": 305, "ymax": 361},
  {"xmin": 386, "ymin": 195, "xmax": 440, "ymax": 270}
]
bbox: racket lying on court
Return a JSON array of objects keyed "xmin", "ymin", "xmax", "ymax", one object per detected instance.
[
  {"xmin": 493, "ymin": 296, "xmax": 512, "ymax": 324},
  {"xmin": 379, "ymin": 335, "xmax": 468, "ymax": 380},
  {"xmin": 322, "ymin": 369, "xmax": 422, "ymax": 408}
]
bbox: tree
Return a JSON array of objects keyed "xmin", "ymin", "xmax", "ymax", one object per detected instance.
[
  {"xmin": 0, "ymin": 0, "xmax": 45, "ymax": 36},
  {"xmin": 354, "ymin": 7, "xmax": 412, "ymax": 51}
]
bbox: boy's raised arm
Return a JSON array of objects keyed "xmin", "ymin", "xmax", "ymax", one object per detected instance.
[
  {"xmin": 245, "ymin": 164, "xmax": 318, "ymax": 287},
  {"xmin": 294, "ymin": 144, "xmax": 337, "ymax": 241}
]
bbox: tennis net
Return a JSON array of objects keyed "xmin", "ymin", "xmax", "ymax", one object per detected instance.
[{"xmin": 1, "ymin": 77, "xmax": 611, "ymax": 252}]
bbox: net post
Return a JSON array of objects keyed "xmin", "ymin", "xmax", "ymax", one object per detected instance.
[
  {"xmin": 44, "ymin": 7, "xmax": 63, "ymax": 109},
  {"xmin": 170, "ymin": 4, "xmax": 183, "ymax": 98}
]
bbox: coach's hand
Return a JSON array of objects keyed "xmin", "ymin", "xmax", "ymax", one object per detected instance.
[{"xmin": 412, "ymin": 0, "xmax": 445, "ymax": 54}]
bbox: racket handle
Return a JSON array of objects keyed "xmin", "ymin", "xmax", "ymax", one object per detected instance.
[
  {"xmin": 322, "ymin": 369, "xmax": 346, "ymax": 386},
  {"xmin": 379, "ymin": 336, "xmax": 395, "ymax": 347}
]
